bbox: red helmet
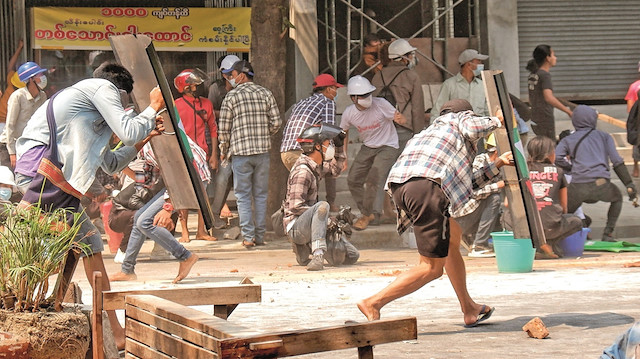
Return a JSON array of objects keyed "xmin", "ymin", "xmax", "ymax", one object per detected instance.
[{"xmin": 173, "ymin": 69, "xmax": 205, "ymax": 93}]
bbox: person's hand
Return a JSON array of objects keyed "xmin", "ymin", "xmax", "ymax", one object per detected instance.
[
  {"xmin": 497, "ymin": 151, "xmax": 513, "ymax": 167},
  {"xmin": 494, "ymin": 107, "xmax": 504, "ymax": 123},
  {"xmin": 148, "ymin": 115, "xmax": 165, "ymax": 137},
  {"xmin": 153, "ymin": 209, "xmax": 175, "ymax": 231},
  {"xmin": 149, "ymin": 87, "xmax": 165, "ymax": 112},
  {"xmin": 209, "ymin": 155, "xmax": 219, "ymax": 171},
  {"xmin": 9, "ymin": 154, "xmax": 15, "ymax": 168},
  {"xmin": 393, "ymin": 111, "xmax": 407, "ymax": 126},
  {"xmin": 94, "ymin": 192, "xmax": 108, "ymax": 203},
  {"xmin": 497, "ymin": 180, "xmax": 505, "ymax": 189},
  {"xmin": 627, "ymin": 183, "xmax": 638, "ymax": 202}
]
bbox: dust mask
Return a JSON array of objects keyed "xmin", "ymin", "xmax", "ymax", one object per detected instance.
[
  {"xmin": 357, "ymin": 96, "xmax": 373, "ymax": 109},
  {"xmin": 36, "ymin": 75, "xmax": 47, "ymax": 90},
  {"xmin": 322, "ymin": 143, "xmax": 335, "ymax": 161},
  {"xmin": 0, "ymin": 188, "xmax": 12, "ymax": 201},
  {"xmin": 473, "ymin": 64, "xmax": 484, "ymax": 77}
]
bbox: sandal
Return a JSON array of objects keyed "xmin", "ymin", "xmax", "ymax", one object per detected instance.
[{"xmin": 242, "ymin": 239, "xmax": 255, "ymax": 248}]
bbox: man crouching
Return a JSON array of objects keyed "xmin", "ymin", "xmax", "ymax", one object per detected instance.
[{"xmin": 283, "ymin": 123, "xmax": 358, "ymax": 271}]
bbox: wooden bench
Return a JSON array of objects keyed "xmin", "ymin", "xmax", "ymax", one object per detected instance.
[
  {"xmin": 124, "ymin": 294, "xmax": 417, "ymax": 359},
  {"xmin": 91, "ymin": 274, "xmax": 261, "ymax": 358}
]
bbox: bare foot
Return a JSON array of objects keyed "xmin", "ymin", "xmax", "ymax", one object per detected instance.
[
  {"xmin": 173, "ymin": 254, "xmax": 199, "ymax": 283},
  {"xmin": 179, "ymin": 232, "xmax": 191, "ymax": 243},
  {"xmin": 196, "ymin": 232, "xmax": 217, "ymax": 241},
  {"xmin": 109, "ymin": 271, "xmax": 137, "ymax": 282},
  {"xmin": 357, "ymin": 299, "xmax": 380, "ymax": 321},
  {"xmin": 624, "ymin": 261, "xmax": 640, "ymax": 268},
  {"xmin": 221, "ymin": 203, "xmax": 233, "ymax": 218}
]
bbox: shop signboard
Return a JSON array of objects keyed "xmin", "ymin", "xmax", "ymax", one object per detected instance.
[{"xmin": 32, "ymin": 6, "xmax": 251, "ymax": 51}]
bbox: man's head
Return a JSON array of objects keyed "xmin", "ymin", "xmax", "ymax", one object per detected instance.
[
  {"xmin": 312, "ymin": 73, "xmax": 343, "ymax": 100},
  {"xmin": 347, "ymin": 75, "xmax": 376, "ymax": 110},
  {"xmin": 458, "ymin": 49, "xmax": 488, "ymax": 77},
  {"xmin": 17, "ymin": 61, "xmax": 48, "ymax": 91},
  {"xmin": 223, "ymin": 60, "xmax": 254, "ymax": 88},
  {"xmin": 297, "ymin": 123, "xmax": 344, "ymax": 163},
  {"xmin": 173, "ymin": 69, "xmax": 205, "ymax": 96},
  {"xmin": 439, "ymin": 99, "xmax": 474, "ymax": 116},
  {"xmin": 93, "ymin": 63, "xmax": 134, "ymax": 94},
  {"xmin": 364, "ymin": 33, "xmax": 381, "ymax": 48},
  {"xmin": 388, "ymin": 39, "xmax": 418, "ymax": 69}
]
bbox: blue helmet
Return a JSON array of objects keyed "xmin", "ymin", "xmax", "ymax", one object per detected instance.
[{"xmin": 17, "ymin": 62, "xmax": 47, "ymax": 83}]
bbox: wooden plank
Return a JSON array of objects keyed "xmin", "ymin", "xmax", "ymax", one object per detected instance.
[
  {"xmin": 103, "ymin": 284, "xmax": 261, "ymax": 311},
  {"xmin": 126, "ymin": 319, "xmax": 218, "ymax": 359},
  {"xmin": 358, "ymin": 345, "xmax": 374, "ymax": 359},
  {"xmin": 125, "ymin": 295, "xmax": 260, "ymax": 339},
  {"xmin": 125, "ymin": 307, "xmax": 220, "ymax": 351},
  {"xmin": 92, "ymin": 272, "xmax": 104, "ymax": 359},
  {"xmin": 125, "ymin": 338, "xmax": 174, "ymax": 359},
  {"xmin": 560, "ymin": 99, "xmax": 627, "ymax": 129},
  {"xmin": 219, "ymin": 316, "xmax": 417, "ymax": 358}
]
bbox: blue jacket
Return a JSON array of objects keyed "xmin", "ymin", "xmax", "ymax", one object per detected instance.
[{"xmin": 555, "ymin": 105, "xmax": 623, "ymax": 183}]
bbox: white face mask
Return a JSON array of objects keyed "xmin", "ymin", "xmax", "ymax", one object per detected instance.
[
  {"xmin": 473, "ymin": 64, "xmax": 484, "ymax": 77},
  {"xmin": 36, "ymin": 75, "xmax": 47, "ymax": 90},
  {"xmin": 0, "ymin": 187, "xmax": 12, "ymax": 201},
  {"xmin": 322, "ymin": 143, "xmax": 335, "ymax": 161},
  {"xmin": 407, "ymin": 55, "xmax": 419, "ymax": 69},
  {"xmin": 357, "ymin": 95, "xmax": 373, "ymax": 109}
]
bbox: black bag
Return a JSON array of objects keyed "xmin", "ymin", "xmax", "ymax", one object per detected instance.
[
  {"xmin": 627, "ymin": 92, "xmax": 640, "ymax": 146},
  {"xmin": 270, "ymin": 205, "xmax": 286, "ymax": 237},
  {"xmin": 378, "ymin": 68, "xmax": 407, "ymax": 109},
  {"xmin": 113, "ymin": 176, "xmax": 165, "ymax": 210}
]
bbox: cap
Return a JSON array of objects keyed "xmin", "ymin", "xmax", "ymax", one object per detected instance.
[
  {"xmin": 230, "ymin": 60, "xmax": 254, "ymax": 77},
  {"xmin": 220, "ymin": 55, "xmax": 241, "ymax": 73},
  {"xmin": 458, "ymin": 49, "xmax": 489, "ymax": 65},
  {"xmin": 313, "ymin": 74, "xmax": 344, "ymax": 89},
  {"xmin": 0, "ymin": 166, "xmax": 16, "ymax": 189},
  {"xmin": 440, "ymin": 99, "xmax": 473, "ymax": 115}
]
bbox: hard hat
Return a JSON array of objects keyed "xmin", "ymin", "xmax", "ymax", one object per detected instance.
[
  {"xmin": 10, "ymin": 72, "xmax": 25, "ymax": 89},
  {"xmin": 220, "ymin": 55, "xmax": 240, "ymax": 74},
  {"xmin": 347, "ymin": 75, "xmax": 376, "ymax": 96},
  {"xmin": 388, "ymin": 39, "xmax": 417, "ymax": 60},
  {"xmin": 297, "ymin": 123, "xmax": 344, "ymax": 154},
  {"xmin": 485, "ymin": 133, "xmax": 497, "ymax": 150},
  {"xmin": 173, "ymin": 69, "xmax": 205, "ymax": 93},
  {"xmin": 17, "ymin": 62, "xmax": 47, "ymax": 83}
]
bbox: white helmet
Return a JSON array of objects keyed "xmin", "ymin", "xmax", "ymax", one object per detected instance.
[
  {"xmin": 220, "ymin": 55, "xmax": 240, "ymax": 73},
  {"xmin": 388, "ymin": 39, "xmax": 417, "ymax": 59},
  {"xmin": 347, "ymin": 75, "xmax": 377, "ymax": 96}
]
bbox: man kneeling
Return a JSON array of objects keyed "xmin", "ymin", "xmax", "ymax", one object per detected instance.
[{"xmin": 283, "ymin": 123, "xmax": 359, "ymax": 271}]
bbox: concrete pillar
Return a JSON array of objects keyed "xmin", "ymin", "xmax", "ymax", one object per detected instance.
[
  {"xmin": 485, "ymin": 0, "xmax": 520, "ymax": 97},
  {"xmin": 286, "ymin": 0, "xmax": 318, "ymax": 109}
]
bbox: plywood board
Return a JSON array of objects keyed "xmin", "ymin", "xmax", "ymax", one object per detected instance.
[
  {"xmin": 109, "ymin": 34, "xmax": 213, "ymax": 228},
  {"xmin": 482, "ymin": 70, "xmax": 546, "ymax": 248}
]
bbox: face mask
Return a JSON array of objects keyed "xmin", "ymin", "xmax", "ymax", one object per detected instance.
[
  {"xmin": 322, "ymin": 143, "xmax": 335, "ymax": 161},
  {"xmin": 357, "ymin": 95, "xmax": 373, "ymax": 109},
  {"xmin": 36, "ymin": 75, "xmax": 47, "ymax": 90},
  {"xmin": 0, "ymin": 188, "xmax": 12, "ymax": 201},
  {"xmin": 473, "ymin": 64, "xmax": 484, "ymax": 77},
  {"xmin": 407, "ymin": 55, "xmax": 419, "ymax": 69}
]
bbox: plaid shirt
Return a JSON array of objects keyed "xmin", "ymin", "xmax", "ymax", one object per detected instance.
[
  {"xmin": 283, "ymin": 152, "xmax": 346, "ymax": 229},
  {"xmin": 455, "ymin": 152, "xmax": 504, "ymax": 218},
  {"xmin": 218, "ymin": 82, "xmax": 281, "ymax": 158},
  {"xmin": 280, "ymin": 93, "xmax": 336, "ymax": 152},
  {"xmin": 385, "ymin": 111, "xmax": 501, "ymax": 233}
]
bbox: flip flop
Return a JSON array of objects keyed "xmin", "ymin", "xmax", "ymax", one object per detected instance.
[
  {"xmin": 242, "ymin": 239, "xmax": 255, "ymax": 248},
  {"xmin": 464, "ymin": 305, "xmax": 495, "ymax": 328}
]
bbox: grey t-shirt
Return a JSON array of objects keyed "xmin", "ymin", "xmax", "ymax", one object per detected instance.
[
  {"xmin": 341, "ymin": 97, "xmax": 399, "ymax": 149},
  {"xmin": 528, "ymin": 69, "xmax": 554, "ymax": 126}
]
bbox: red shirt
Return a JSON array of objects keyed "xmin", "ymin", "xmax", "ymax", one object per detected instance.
[{"xmin": 175, "ymin": 96, "xmax": 217, "ymax": 155}]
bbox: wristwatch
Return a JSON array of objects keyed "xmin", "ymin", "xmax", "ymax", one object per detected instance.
[{"xmin": 162, "ymin": 202, "xmax": 174, "ymax": 212}]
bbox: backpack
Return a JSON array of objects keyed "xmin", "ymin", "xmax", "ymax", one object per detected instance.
[
  {"xmin": 378, "ymin": 68, "xmax": 408, "ymax": 110},
  {"xmin": 627, "ymin": 91, "xmax": 640, "ymax": 146}
]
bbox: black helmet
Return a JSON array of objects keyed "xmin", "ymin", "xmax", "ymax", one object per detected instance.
[{"xmin": 296, "ymin": 123, "xmax": 343, "ymax": 154}]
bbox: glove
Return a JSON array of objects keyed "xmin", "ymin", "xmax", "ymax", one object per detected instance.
[
  {"xmin": 613, "ymin": 163, "xmax": 634, "ymax": 199},
  {"xmin": 333, "ymin": 130, "xmax": 347, "ymax": 148},
  {"xmin": 627, "ymin": 183, "xmax": 638, "ymax": 202}
]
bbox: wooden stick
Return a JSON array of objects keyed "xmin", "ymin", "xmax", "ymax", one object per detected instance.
[{"xmin": 92, "ymin": 271, "xmax": 105, "ymax": 359}]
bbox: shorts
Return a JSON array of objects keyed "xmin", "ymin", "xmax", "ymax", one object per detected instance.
[{"xmin": 390, "ymin": 177, "xmax": 450, "ymax": 258}]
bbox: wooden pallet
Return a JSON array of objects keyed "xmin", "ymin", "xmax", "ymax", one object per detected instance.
[{"xmin": 124, "ymin": 294, "xmax": 417, "ymax": 359}]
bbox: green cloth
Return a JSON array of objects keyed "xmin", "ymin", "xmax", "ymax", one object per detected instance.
[{"xmin": 584, "ymin": 240, "xmax": 640, "ymax": 252}]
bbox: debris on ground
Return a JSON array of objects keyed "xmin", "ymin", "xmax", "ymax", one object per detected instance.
[{"xmin": 523, "ymin": 317, "xmax": 550, "ymax": 339}]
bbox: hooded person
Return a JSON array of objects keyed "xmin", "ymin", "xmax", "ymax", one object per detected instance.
[{"xmin": 555, "ymin": 105, "xmax": 637, "ymax": 241}]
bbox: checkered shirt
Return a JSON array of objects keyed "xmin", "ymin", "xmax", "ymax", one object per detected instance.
[
  {"xmin": 280, "ymin": 93, "xmax": 336, "ymax": 152},
  {"xmin": 385, "ymin": 111, "xmax": 501, "ymax": 233},
  {"xmin": 218, "ymin": 82, "xmax": 281, "ymax": 158},
  {"xmin": 455, "ymin": 152, "xmax": 504, "ymax": 218}
]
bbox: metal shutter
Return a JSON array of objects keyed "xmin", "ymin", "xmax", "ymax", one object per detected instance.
[{"xmin": 517, "ymin": 0, "xmax": 640, "ymax": 101}]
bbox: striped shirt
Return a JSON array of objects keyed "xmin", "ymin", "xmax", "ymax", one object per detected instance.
[
  {"xmin": 385, "ymin": 111, "xmax": 501, "ymax": 232},
  {"xmin": 280, "ymin": 93, "xmax": 336, "ymax": 152},
  {"xmin": 218, "ymin": 81, "xmax": 281, "ymax": 158}
]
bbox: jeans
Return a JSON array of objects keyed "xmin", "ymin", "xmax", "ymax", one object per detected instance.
[
  {"xmin": 232, "ymin": 153, "xmax": 270, "ymax": 243},
  {"xmin": 348, "ymin": 145, "xmax": 398, "ymax": 216},
  {"xmin": 288, "ymin": 202, "xmax": 330, "ymax": 252},
  {"xmin": 210, "ymin": 160, "xmax": 233, "ymax": 215},
  {"xmin": 473, "ymin": 193, "xmax": 502, "ymax": 250},
  {"xmin": 121, "ymin": 190, "xmax": 191, "ymax": 274},
  {"xmin": 568, "ymin": 179, "xmax": 622, "ymax": 235}
]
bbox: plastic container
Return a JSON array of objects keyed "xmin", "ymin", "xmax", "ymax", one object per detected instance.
[
  {"xmin": 491, "ymin": 231, "xmax": 536, "ymax": 273},
  {"xmin": 560, "ymin": 228, "xmax": 591, "ymax": 257},
  {"xmin": 100, "ymin": 200, "xmax": 124, "ymax": 254}
]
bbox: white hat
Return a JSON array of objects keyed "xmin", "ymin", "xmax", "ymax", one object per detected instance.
[
  {"xmin": 458, "ymin": 49, "xmax": 488, "ymax": 65},
  {"xmin": 0, "ymin": 166, "xmax": 16, "ymax": 190}
]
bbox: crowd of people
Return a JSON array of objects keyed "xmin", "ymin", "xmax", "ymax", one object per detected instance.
[{"xmin": 1, "ymin": 36, "xmax": 639, "ymax": 343}]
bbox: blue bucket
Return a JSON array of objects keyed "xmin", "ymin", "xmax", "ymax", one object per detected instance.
[
  {"xmin": 491, "ymin": 231, "xmax": 535, "ymax": 273},
  {"xmin": 560, "ymin": 228, "xmax": 590, "ymax": 257}
]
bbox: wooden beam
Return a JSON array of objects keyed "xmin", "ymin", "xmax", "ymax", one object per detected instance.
[
  {"xmin": 358, "ymin": 345, "xmax": 374, "ymax": 359},
  {"xmin": 103, "ymin": 284, "xmax": 261, "ymax": 311},
  {"xmin": 126, "ymin": 319, "xmax": 219, "ymax": 359},
  {"xmin": 92, "ymin": 272, "xmax": 104, "ymax": 359},
  {"xmin": 560, "ymin": 99, "xmax": 627, "ymax": 129},
  {"xmin": 126, "ymin": 337, "xmax": 183, "ymax": 359}
]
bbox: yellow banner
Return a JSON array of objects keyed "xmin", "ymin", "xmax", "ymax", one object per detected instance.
[{"xmin": 32, "ymin": 7, "xmax": 251, "ymax": 51}]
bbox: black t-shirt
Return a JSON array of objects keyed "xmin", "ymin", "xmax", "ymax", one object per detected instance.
[
  {"xmin": 529, "ymin": 161, "xmax": 567, "ymax": 213},
  {"xmin": 528, "ymin": 69, "xmax": 554, "ymax": 126}
]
